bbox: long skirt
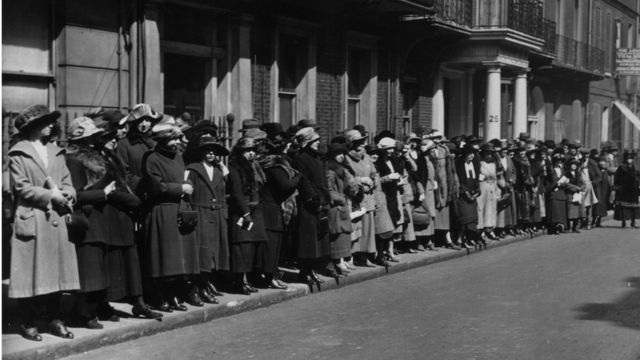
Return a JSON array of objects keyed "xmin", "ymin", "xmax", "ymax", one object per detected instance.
[
  {"xmin": 567, "ymin": 201, "xmax": 581, "ymax": 220},
  {"xmin": 330, "ymin": 233, "xmax": 352, "ymax": 259},
  {"xmin": 352, "ymin": 211, "xmax": 376, "ymax": 253},
  {"xmin": 614, "ymin": 204, "xmax": 640, "ymax": 220},
  {"xmin": 402, "ymin": 203, "xmax": 416, "ymax": 242},
  {"xmin": 230, "ymin": 242, "xmax": 264, "ymax": 273},
  {"xmin": 434, "ymin": 205, "xmax": 450, "ymax": 230},
  {"xmin": 547, "ymin": 198, "xmax": 567, "ymax": 225},
  {"xmin": 477, "ymin": 182, "xmax": 497, "ymax": 229},
  {"xmin": 76, "ymin": 243, "xmax": 108, "ymax": 293},
  {"xmin": 257, "ymin": 231, "xmax": 283, "ymax": 274},
  {"xmin": 106, "ymin": 244, "xmax": 144, "ymax": 301}
]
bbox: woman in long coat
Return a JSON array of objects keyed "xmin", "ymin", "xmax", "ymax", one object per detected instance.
[
  {"xmin": 186, "ymin": 134, "xmax": 230, "ymax": 302},
  {"xmin": 579, "ymin": 150, "xmax": 601, "ymax": 229},
  {"xmin": 256, "ymin": 131, "xmax": 301, "ymax": 289},
  {"xmin": 66, "ymin": 117, "xmax": 161, "ymax": 328},
  {"xmin": 592, "ymin": 156, "xmax": 610, "ymax": 227},
  {"xmin": 291, "ymin": 127, "xmax": 332, "ymax": 283},
  {"xmin": 545, "ymin": 153, "xmax": 569, "ymax": 234},
  {"xmin": 613, "ymin": 151, "xmax": 640, "ymax": 228},
  {"xmin": 227, "ymin": 136, "xmax": 269, "ymax": 294},
  {"xmin": 8, "ymin": 105, "xmax": 79, "ymax": 341},
  {"xmin": 374, "ymin": 137, "xmax": 405, "ymax": 262},
  {"xmin": 565, "ymin": 158, "xmax": 584, "ymax": 233},
  {"xmin": 413, "ymin": 138, "xmax": 438, "ymax": 249},
  {"xmin": 477, "ymin": 144, "xmax": 499, "ymax": 239},
  {"xmin": 143, "ymin": 119, "xmax": 200, "ymax": 311},
  {"xmin": 454, "ymin": 145, "xmax": 484, "ymax": 249},
  {"xmin": 326, "ymin": 142, "xmax": 359, "ymax": 275}
]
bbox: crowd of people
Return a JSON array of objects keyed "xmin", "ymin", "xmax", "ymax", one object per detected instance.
[{"xmin": 5, "ymin": 102, "xmax": 640, "ymax": 342}]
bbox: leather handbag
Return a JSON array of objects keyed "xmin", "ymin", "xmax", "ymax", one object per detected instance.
[
  {"xmin": 177, "ymin": 197, "xmax": 198, "ymax": 231},
  {"xmin": 411, "ymin": 204, "xmax": 431, "ymax": 227}
]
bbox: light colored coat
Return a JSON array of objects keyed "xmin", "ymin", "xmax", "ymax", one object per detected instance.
[{"xmin": 8, "ymin": 140, "xmax": 80, "ymax": 298}]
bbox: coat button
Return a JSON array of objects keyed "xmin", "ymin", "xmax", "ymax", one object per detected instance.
[{"xmin": 52, "ymin": 220, "xmax": 59, "ymax": 227}]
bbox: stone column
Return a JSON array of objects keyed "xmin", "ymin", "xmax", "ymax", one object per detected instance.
[
  {"xmin": 484, "ymin": 65, "xmax": 501, "ymax": 141},
  {"xmin": 432, "ymin": 71, "xmax": 445, "ymax": 133},
  {"xmin": 231, "ymin": 14, "xmax": 253, "ymax": 138},
  {"xmin": 142, "ymin": 4, "xmax": 162, "ymax": 110},
  {"xmin": 513, "ymin": 71, "xmax": 528, "ymax": 139}
]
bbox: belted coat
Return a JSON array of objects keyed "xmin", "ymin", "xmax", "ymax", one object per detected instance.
[{"xmin": 8, "ymin": 140, "xmax": 80, "ymax": 298}]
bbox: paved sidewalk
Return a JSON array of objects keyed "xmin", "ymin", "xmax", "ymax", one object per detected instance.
[{"xmin": 1, "ymin": 227, "xmax": 560, "ymax": 360}]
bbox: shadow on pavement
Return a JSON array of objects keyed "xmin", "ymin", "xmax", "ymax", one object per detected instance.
[{"xmin": 576, "ymin": 277, "xmax": 640, "ymax": 330}]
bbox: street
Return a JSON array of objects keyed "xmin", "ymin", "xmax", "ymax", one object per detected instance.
[{"xmin": 65, "ymin": 223, "xmax": 640, "ymax": 360}]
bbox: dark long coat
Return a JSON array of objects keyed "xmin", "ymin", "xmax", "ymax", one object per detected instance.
[
  {"xmin": 143, "ymin": 146, "xmax": 199, "ymax": 278},
  {"xmin": 186, "ymin": 162, "xmax": 230, "ymax": 271},
  {"xmin": 593, "ymin": 167, "xmax": 610, "ymax": 217},
  {"xmin": 226, "ymin": 159, "xmax": 268, "ymax": 244},
  {"xmin": 613, "ymin": 164, "xmax": 640, "ymax": 206},
  {"xmin": 290, "ymin": 148, "xmax": 331, "ymax": 260},
  {"xmin": 545, "ymin": 166, "xmax": 568, "ymax": 225},
  {"xmin": 454, "ymin": 157, "xmax": 480, "ymax": 226},
  {"xmin": 66, "ymin": 147, "xmax": 142, "ymax": 293},
  {"xmin": 116, "ymin": 132, "xmax": 156, "ymax": 192},
  {"xmin": 8, "ymin": 140, "xmax": 80, "ymax": 298}
]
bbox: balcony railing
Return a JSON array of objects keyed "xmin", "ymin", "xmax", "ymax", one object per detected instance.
[
  {"xmin": 555, "ymin": 34, "xmax": 605, "ymax": 73},
  {"xmin": 506, "ymin": 0, "xmax": 545, "ymax": 38},
  {"xmin": 432, "ymin": 0, "xmax": 472, "ymax": 27}
]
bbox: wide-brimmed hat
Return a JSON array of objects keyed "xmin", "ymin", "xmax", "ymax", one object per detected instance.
[
  {"xmin": 552, "ymin": 153, "xmax": 565, "ymax": 162},
  {"xmin": 260, "ymin": 122, "xmax": 286, "ymax": 137},
  {"xmin": 365, "ymin": 144, "xmax": 379, "ymax": 155},
  {"xmin": 480, "ymin": 143, "xmax": 495, "ymax": 153},
  {"xmin": 194, "ymin": 134, "xmax": 229, "ymax": 156},
  {"xmin": 344, "ymin": 129, "xmax": 368, "ymax": 145},
  {"xmin": 405, "ymin": 132, "xmax": 420, "ymax": 143},
  {"xmin": 244, "ymin": 128, "xmax": 267, "ymax": 140},
  {"xmin": 297, "ymin": 119, "xmax": 319, "ymax": 129},
  {"xmin": 125, "ymin": 103, "xmax": 163, "ymax": 123},
  {"xmin": 488, "ymin": 138, "xmax": 503, "ymax": 151},
  {"xmin": 327, "ymin": 143, "xmax": 348, "ymax": 157},
  {"xmin": 239, "ymin": 118, "xmax": 261, "ymax": 133},
  {"xmin": 425, "ymin": 129, "xmax": 444, "ymax": 140},
  {"xmin": 234, "ymin": 136, "xmax": 257, "ymax": 150},
  {"xmin": 377, "ymin": 137, "xmax": 396, "ymax": 150},
  {"xmin": 295, "ymin": 127, "xmax": 320, "ymax": 148},
  {"xmin": 151, "ymin": 115, "xmax": 183, "ymax": 141},
  {"xmin": 624, "ymin": 151, "xmax": 638, "ymax": 160},
  {"xmin": 459, "ymin": 145, "xmax": 475, "ymax": 157},
  {"xmin": 420, "ymin": 138, "xmax": 436, "ymax": 151},
  {"xmin": 465, "ymin": 134, "xmax": 481, "ymax": 145},
  {"xmin": 67, "ymin": 117, "xmax": 104, "ymax": 141},
  {"xmin": 14, "ymin": 105, "xmax": 61, "ymax": 134},
  {"xmin": 569, "ymin": 140, "xmax": 582, "ymax": 149}
]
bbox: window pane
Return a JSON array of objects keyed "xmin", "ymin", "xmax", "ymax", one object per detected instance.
[
  {"xmin": 279, "ymin": 94, "xmax": 295, "ymax": 129},
  {"xmin": 348, "ymin": 47, "xmax": 369, "ymax": 96},
  {"xmin": 279, "ymin": 34, "xmax": 307, "ymax": 92},
  {"xmin": 164, "ymin": 53, "xmax": 206, "ymax": 119},
  {"xmin": 347, "ymin": 99, "xmax": 359, "ymax": 129}
]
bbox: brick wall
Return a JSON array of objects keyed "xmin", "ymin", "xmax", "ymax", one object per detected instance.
[{"xmin": 315, "ymin": 19, "xmax": 345, "ymax": 141}]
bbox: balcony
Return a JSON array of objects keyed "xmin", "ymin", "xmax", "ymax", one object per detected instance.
[
  {"xmin": 554, "ymin": 34, "xmax": 605, "ymax": 74},
  {"xmin": 432, "ymin": 0, "xmax": 472, "ymax": 27},
  {"xmin": 506, "ymin": 0, "xmax": 545, "ymax": 39}
]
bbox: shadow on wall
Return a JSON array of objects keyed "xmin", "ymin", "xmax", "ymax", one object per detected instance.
[{"xmin": 575, "ymin": 277, "xmax": 640, "ymax": 331}]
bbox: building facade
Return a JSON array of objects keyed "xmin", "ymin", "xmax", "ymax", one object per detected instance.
[{"xmin": 3, "ymin": 0, "xmax": 640, "ymax": 149}]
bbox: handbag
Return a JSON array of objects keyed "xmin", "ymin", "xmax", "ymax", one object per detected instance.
[
  {"xmin": 177, "ymin": 197, "xmax": 198, "ymax": 231},
  {"xmin": 411, "ymin": 204, "xmax": 431, "ymax": 227},
  {"xmin": 571, "ymin": 192, "xmax": 583, "ymax": 204},
  {"xmin": 497, "ymin": 192, "xmax": 512, "ymax": 212},
  {"xmin": 327, "ymin": 205, "xmax": 353, "ymax": 234}
]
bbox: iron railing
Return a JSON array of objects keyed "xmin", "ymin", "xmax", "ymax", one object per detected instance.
[
  {"xmin": 555, "ymin": 34, "xmax": 605, "ymax": 73},
  {"xmin": 506, "ymin": 0, "xmax": 545, "ymax": 38},
  {"xmin": 431, "ymin": 0, "xmax": 472, "ymax": 27},
  {"xmin": 540, "ymin": 18, "xmax": 557, "ymax": 53}
]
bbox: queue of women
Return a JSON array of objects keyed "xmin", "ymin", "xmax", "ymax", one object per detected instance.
[{"xmin": 6, "ymin": 103, "xmax": 640, "ymax": 341}]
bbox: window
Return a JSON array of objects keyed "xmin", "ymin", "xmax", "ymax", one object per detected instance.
[
  {"xmin": 271, "ymin": 19, "xmax": 317, "ymax": 129},
  {"xmin": 594, "ymin": 7, "xmax": 601, "ymax": 48},
  {"xmin": 346, "ymin": 47, "xmax": 370, "ymax": 129},
  {"xmin": 277, "ymin": 34, "xmax": 307, "ymax": 129},
  {"xmin": 556, "ymin": 0, "xmax": 564, "ymax": 35},
  {"xmin": 573, "ymin": 0, "xmax": 581, "ymax": 41},
  {"xmin": 627, "ymin": 24, "xmax": 634, "ymax": 48}
]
